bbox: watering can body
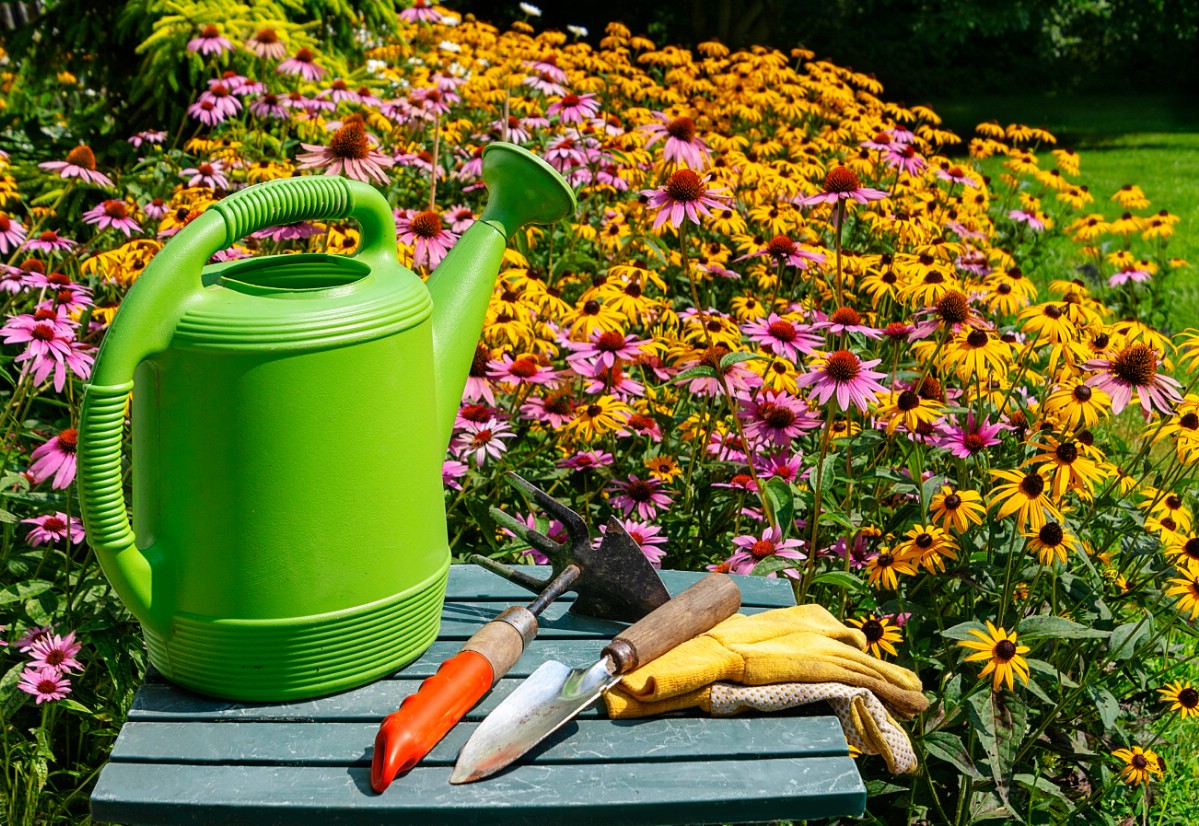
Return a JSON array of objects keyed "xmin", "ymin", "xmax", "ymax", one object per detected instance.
[{"xmin": 78, "ymin": 146, "xmax": 575, "ymax": 701}]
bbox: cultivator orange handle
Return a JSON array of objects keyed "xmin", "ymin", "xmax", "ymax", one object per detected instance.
[{"xmin": 370, "ymin": 606, "xmax": 538, "ymax": 792}]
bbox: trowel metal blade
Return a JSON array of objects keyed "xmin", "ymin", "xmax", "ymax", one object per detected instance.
[
  {"xmin": 569, "ymin": 519, "xmax": 670, "ymax": 622},
  {"xmin": 450, "ymin": 655, "xmax": 618, "ymax": 784}
]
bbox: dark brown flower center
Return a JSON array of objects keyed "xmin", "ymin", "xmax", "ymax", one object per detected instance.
[
  {"xmin": 1181, "ymin": 412, "xmax": 1199, "ymax": 430},
  {"xmin": 201, "ymin": 24, "xmax": 219, "ymax": 37},
  {"xmin": 963, "ymin": 433, "xmax": 986, "ymax": 451},
  {"xmin": 595, "ymin": 330, "xmax": 627, "ymax": 352},
  {"xmin": 330, "ymin": 122, "xmax": 370, "ymax": 160},
  {"xmin": 43, "ymin": 517, "xmax": 66, "ymax": 532},
  {"xmin": 1072, "ymin": 384, "xmax": 1093, "ymax": 402},
  {"xmin": 994, "ymin": 639, "xmax": 1017, "ymax": 661},
  {"xmin": 824, "ymin": 350, "xmax": 860, "ymax": 382},
  {"xmin": 1055, "ymin": 442, "xmax": 1078, "ymax": 463},
  {"xmin": 509, "ymin": 358, "xmax": 539, "ymax": 378},
  {"xmin": 666, "ymin": 116, "xmax": 696, "ymax": 142},
  {"xmin": 1111, "ymin": 344, "xmax": 1158, "ymax": 386},
  {"xmin": 943, "ymin": 493, "xmax": 962, "ymax": 510},
  {"xmin": 1132, "ymin": 754, "xmax": 1148, "ymax": 769},
  {"xmin": 254, "ymin": 27, "xmax": 279, "ymax": 43},
  {"xmin": 876, "ymin": 552, "xmax": 894, "ymax": 567},
  {"xmin": 937, "ymin": 290, "xmax": 970, "ymax": 324},
  {"xmin": 915, "ymin": 533, "xmax": 933, "ymax": 548},
  {"xmin": 295, "ymin": 47, "xmax": 315, "ymax": 62},
  {"xmin": 1182, "ymin": 537, "xmax": 1199, "ymax": 559},
  {"xmin": 664, "ymin": 169, "xmax": 704, "ymax": 202},
  {"xmin": 760, "ymin": 402, "xmax": 796, "ymax": 429},
  {"xmin": 58, "ymin": 428, "xmax": 78, "ymax": 449},
  {"xmin": 1180, "ymin": 687, "xmax": 1199, "ymax": 708},
  {"xmin": 66, "ymin": 145, "xmax": 97, "ymax": 170},
  {"xmin": 860, "ymin": 619, "xmax": 884, "ymax": 642},
  {"xmin": 823, "ymin": 166, "xmax": 861, "ymax": 194},
  {"xmin": 897, "ymin": 390, "xmax": 920, "ymax": 411},
  {"xmin": 767, "ymin": 319, "xmax": 796, "ymax": 342},
  {"xmin": 1038, "ymin": 522, "xmax": 1064, "ymax": 546},
  {"xmin": 410, "ymin": 210, "xmax": 443, "ymax": 238},
  {"xmin": 966, "ymin": 329, "xmax": 989, "ymax": 348},
  {"xmin": 1020, "ymin": 472, "xmax": 1045, "ymax": 497},
  {"xmin": 469, "ymin": 345, "xmax": 489, "ymax": 377},
  {"xmin": 1166, "ymin": 494, "xmax": 1183, "ymax": 509},
  {"xmin": 626, "ymin": 480, "xmax": 654, "ymax": 501},
  {"xmin": 103, "ymin": 201, "xmax": 129, "ymax": 219}
]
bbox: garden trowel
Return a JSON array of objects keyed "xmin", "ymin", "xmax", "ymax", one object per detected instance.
[
  {"xmin": 450, "ymin": 572, "xmax": 742, "ymax": 784},
  {"xmin": 370, "ymin": 472, "xmax": 671, "ymax": 792}
]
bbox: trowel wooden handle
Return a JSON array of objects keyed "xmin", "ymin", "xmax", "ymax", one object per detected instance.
[{"xmin": 603, "ymin": 573, "xmax": 741, "ymax": 674}]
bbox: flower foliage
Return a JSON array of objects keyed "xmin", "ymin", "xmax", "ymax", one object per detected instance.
[{"xmin": 1, "ymin": 5, "xmax": 1198, "ymax": 824}]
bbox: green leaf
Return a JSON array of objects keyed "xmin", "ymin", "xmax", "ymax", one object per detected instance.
[
  {"xmin": 818, "ymin": 510, "xmax": 857, "ymax": 531},
  {"xmin": 0, "ymin": 508, "xmax": 17, "ymax": 524},
  {"xmin": 1013, "ymin": 774, "xmax": 1074, "ymax": 813},
  {"xmin": 965, "ymin": 690, "xmax": 1028, "ymax": 809},
  {"xmin": 942, "ymin": 621, "xmax": 986, "ymax": 641},
  {"xmin": 672, "ymin": 365, "xmax": 718, "ymax": 382},
  {"xmin": 763, "ymin": 477, "xmax": 794, "ymax": 536},
  {"xmin": 811, "ymin": 570, "xmax": 862, "ymax": 590},
  {"xmin": 1017, "ymin": 615, "xmax": 1109, "ymax": 640},
  {"xmin": 1108, "ymin": 620, "xmax": 1148, "ymax": 660},
  {"xmin": 816, "ymin": 452, "xmax": 838, "ymax": 493},
  {"xmin": 923, "ymin": 731, "xmax": 984, "ymax": 780},
  {"xmin": 719, "ymin": 351, "xmax": 765, "ymax": 369},
  {"xmin": 1089, "ymin": 685, "xmax": 1120, "ymax": 729},
  {"xmin": 0, "ymin": 580, "xmax": 53, "ymax": 608},
  {"xmin": 750, "ymin": 555, "xmax": 799, "ymax": 577},
  {"xmin": 1026, "ymin": 658, "xmax": 1078, "ymax": 689}
]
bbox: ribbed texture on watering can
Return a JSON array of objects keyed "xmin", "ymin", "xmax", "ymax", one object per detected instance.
[
  {"xmin": 144, "ymin": 562, "xmax": 449, "ymax": 701},
  {"xmin": 212, "ymin": 176, "xmax": 353, "ymax": 246},
  {"xmin": 77, "ymin": 383, "xmax": 135, "ymax": 550},
  {"xmin": 172, "ymin": 282, "xmax": 434, "ymax": 349}
]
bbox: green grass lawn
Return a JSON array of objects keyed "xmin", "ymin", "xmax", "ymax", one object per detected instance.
[{"xmin": 930, "ymin": 93, "xmax": 1199, "ymax": 331}]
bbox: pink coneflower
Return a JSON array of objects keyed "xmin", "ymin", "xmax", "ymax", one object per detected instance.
[
  {"xmin": 934, "ymin": 412, "xmax": 1008, "ymax": 458},
  {"xmin": 1085, "ymin": 343, "xmax": 1182, "ymax": 420},
  {"xmin": 675, "ymin": 346, "xmax": 763, "ymax": 398},
  {"xmin": 277, "ymin": 47, "xmax": 326, "ymax": 81},
  {"xmin": 396, "ymin": 209, "xmax": 460, "ymax": 269},
  {"xmin": 546, "ymin": 92, "xmax": 599, "ymax": 124},
  {"xmin": 520, "ymin": 389, "xmax": 576, "ymax": 427},
  {"xmin": 411, "ymin": 86, "xmax": 458, "ymax": 116},
  {"xmin": 860, "ymin": 130, "xmax": 900, "ymax": 152},
  {"xmin": 642, "ymin": 169, "xmax": 732, "ymax": 230},
  {"xmin": 127, "ymin": 130, "xmax": 167, "ymax": 149},
  {"xmin": 640, "ymin": 112, "xmax": 711, "ymax": 169},
  {"xmin": 936, "ymin": 165, "xmax": 976, "ymax": 187},
  {"xmin": 4, "ymin": 322, "xmax": 93, "ymax": 392},
  {"xmin": 740, "ymin": 389, "xmax": 821, "ymax": 447},
  {"xmin": 297, "ymin": 120, "xmax": 395, "ymax": 185},
  {"xmin": 1, "ymin": 265, "xmax": 32, "ymax": 293},
  {"xmin": 82, "ymin": 200, "xmax": 142, "ymax": 236},
  {"xmin": 320, "ymin": 78, "xmax": 359, "ymax": 105},
  {"xmin": 735, "ymin": 234, "xmax": 826, "ymax": 270},
  {"xmin": 796, "ymin": 350, "xmax": 888, "ymax": 412},
  {"xmin": 811, "ymin": 306, "xmax": 882, "ymax": 338},
  {"xmin": 443, "ymin": 205, "xmax": 475, "ymax": 233},
  {"xmin": 755, "ymin": 451, "xmax": 805, "ymax": 484},
  {"xmin": 143, "ymin": 198, "xmax": 168, "ymax": 220},
  {"xmin": 499, "ymin": 513, "xmax": 565, "ymax": 565},
  {"xmin": 883, "ymin": 143, "xmax": 927, "ymax": 176},
  {"xmin": 245, "ymin": 27, "xmax": 288, "ymax": 59},
  {"xmin": 187, "ymin": 24, "xmax": 232, "ymax": 55},
  {"xmin": 28, "ymin": 428, "xmax": 77, "ymax": 489},
  {"xmin": 607, "ymin": 474, "xmax": 674, "ymax": 521},
  {"xmin": 400, "ymin": 0, "xmax": 444, "ymax": 23},
  {"xmin": 455, "ymin": 402, "xmax": 500, "ymax": 430},
  {"xmin": 18, "ymin": 667, "xmax": 71, "ymax": 704},
  {"xmin": 0, "ymin": 213, "xmax": 27, "ymax": 253},
  {"xmin": 487, "ymin": 353, "xmax": 560, "ymax": 386},
  {"xmin": 250, "ymin": 93, "xmax": 290, "ymax": 120},
  {"xmin": 15, "ymin": 624, "xmax": 54, "ymax": 652},
  {"xmin": 22, "ymin": 512, "xmax": 85, "ymax": 546},
  {"xmin": 522, "ymin": 68, "xmax": 567, "ymax": 97},
  {"xmin": 596, "ymin": 519, "xmax": 668, "ymax": 568},
  {"xmin": 442, "ymin": 458, "xmax": 468, "ymax": 490},
  {"xmin": 180, "ymin": 160, "xmax": 229, "ymax": 189},
  {"xmin": 28, "ymin": 630, "xmax": 82, "ymax": 673},
  {"xmin": 199, "ymin": 82, "xmax": 242, "ymax": 117},
  {"xmin": 213, "ymin": 72, "xmax": 264, "ymax": 96},
  {"xmin": 1008, "ymin": 209, "xmax": 1047, "ymax": 231},
  {"xmin": 251, "ymin": 222, "xmax": 320, "ymax": 242},
  {"xmin": 23, "ymin": 230, "xmax": 77, "ymax": 254},
  {"xmin": 564, "ymin": 329, "xmax": 651, "ymax": 372},
  {"xmin": 742, "ymin": 313, "xmax": 822, "ymax": 361},
  {"xmin": 797, "ymin": 166, "xmax": 889, "ymax": 206},
  {"xmin": 558, "ymin": 449, "xmax": 615, "ymax": 472},
  {"xmin": 1109, "ymin": 266, "xmax": 1153, "ymax": 287},
  {"xmin": 728, "ymin": 527, "xmax": 805, "ymax": 577},
  {"xmin": 583, "ymin": 364, "xmax": 645, "ymax": 398},
  {"xmin": 187, "ymin": 99, "xmax": 227, "ymax": 126},
  {"xmin": 38, "ymin": 145, "xmax": 113, "ymax": 187},
  {"xmin": 616, "ymin": 411, "xmax": 663, "ymax": 442},
  {"xmin": 454, "ymin": 418, "xmax": 516, "ymax": 467}
]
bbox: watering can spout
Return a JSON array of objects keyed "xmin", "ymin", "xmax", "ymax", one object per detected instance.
[{"xmin": 425, "ymin": 144, "xmax": 576, "ymax": 452}]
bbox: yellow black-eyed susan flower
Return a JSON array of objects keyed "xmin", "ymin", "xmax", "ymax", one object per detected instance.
[
  {"xmin": 847, "ymin": 614, "xmax": 903, "ymax": 658},
  {"xmin": 929, "ymin": 487, "xmax": 987, "ymax": 534},
  {"xmin": 895, "ymin": 524, "xmax": 959, "ymax": 574},
  {"xmin": 1023, "ymin": 520, "xmax": 1082, "ymax": 566},
  {"xmin": 1023, "ymin": 435, "xmax": 1104, "ymax": 501},
  {"xmin": 1165, "ymin": 567, "xmax": 1199, "ymax": 619},
  {"xmin": 864, "ymin": 548, "xmax": 917, "ymax": 590},
  {"xmin": 957, "ymin": 621, "xmax": 1030, "ymax": 691},
  {"xmin": 1043, "ymin": 380, "xmax": 1112, "ymax": 431},
  {"xmin": 1111, "ymin": 746, "xmax": 1165, "ymax": 785},
  {"xmin": 1158, "ymin": 681, "xmax": 1199, "ymax": 719},
  {"xmin": 988, "ymin": 469, "xmax": 1064, "ymax": 531}
]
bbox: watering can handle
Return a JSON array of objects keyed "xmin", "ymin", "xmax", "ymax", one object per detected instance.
[{"xmin": 77, "ymin": 176, "xmax": 398, "ymax": 637}]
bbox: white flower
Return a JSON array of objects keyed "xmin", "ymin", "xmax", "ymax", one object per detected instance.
[
  {"xmin": 366, "ymin": 59, "xmax": 388, "ymax": 75},
  {"xmin": 519, "ymin": 2, "xmax": 541, "ymax": 17},
  {"xmin": 439, "ymin": 40, "xmax": 461, "ymax": 53},
  {"xmin": 567, "ymin": 25, "xmax": 588, "ymax": 37},
  {"xmin": 440, "ymin": 14, "xmax": 460, "ymax": 26}
]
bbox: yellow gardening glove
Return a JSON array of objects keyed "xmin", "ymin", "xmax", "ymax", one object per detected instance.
[{"xmin": 605, "ymin": 604, "xmax": 927, "ymax": 719}]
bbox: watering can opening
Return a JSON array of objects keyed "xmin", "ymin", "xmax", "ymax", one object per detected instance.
[{"xmin": 213, "ymin": 253, "xmax": 371, "ymax": 296}]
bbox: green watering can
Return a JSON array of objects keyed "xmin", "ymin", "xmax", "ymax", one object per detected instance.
[{"xmin": 77, "ymin": 145, "xmax": 575, "ymax": 701}]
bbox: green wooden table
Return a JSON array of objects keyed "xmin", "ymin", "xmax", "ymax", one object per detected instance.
[{"xmin": 91, "ymin": 566, "xmax": 867, "ymax": 825}]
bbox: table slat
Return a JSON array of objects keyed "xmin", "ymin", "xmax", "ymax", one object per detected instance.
[
  {"xmin": 109, "ymin": 715, "xmax": 848, "ymax": 766},
  {"xmin": 91, "ymin": 757, "xmax": 866, "ymax": 826}
]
